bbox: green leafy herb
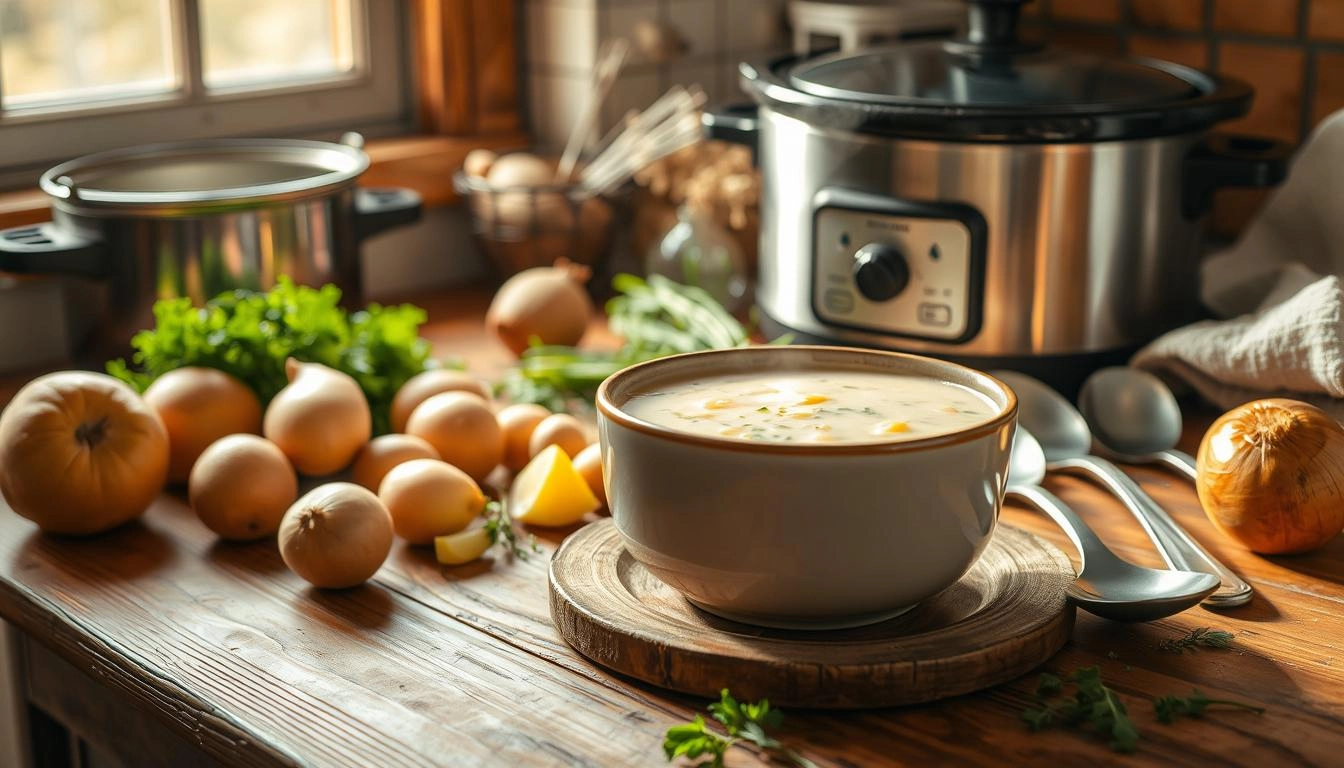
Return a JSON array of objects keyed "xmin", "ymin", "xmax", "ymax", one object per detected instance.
[
  {"xmin": 482, "ymin": 500, "xmax": 539, "ymax": 561},
  {"xmin": 663, "ymin": 690, "xmax": 816, "ymax": 768},
  {"xmin": 107, "ymin": 278, "xmax": 438, "ymax": 434},
  {"xmin": 1152, "ymin": 690, "xmax": 1264, "ymax": 724},
  {"xmin": 1022, "ymin": 666, "xmax": 1139, "ymax": 753},
  {"xmin": 1024, "ymin": 667, "xmax": 1269, "ymax": 753},
  {"xmin": 500, "ymin": 275, "xmax": 789, "ymax": 411},
  {"xmin": 1159, "ymin": 627, "xmax": 1237, "ymax": 654}
]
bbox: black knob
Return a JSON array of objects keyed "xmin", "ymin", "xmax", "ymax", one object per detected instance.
[
  {"xmin": 853, "ymin": 244, "xmax": 910, "ymax": 302},
  {"xmin": 965, "ymin": 0, "xmax": 1028, "ymax": 47}
]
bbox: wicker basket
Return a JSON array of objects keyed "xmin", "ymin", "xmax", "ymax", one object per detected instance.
[{"xmin": 454, "ymin": 169, "xmax": 622, "ymax": 279}]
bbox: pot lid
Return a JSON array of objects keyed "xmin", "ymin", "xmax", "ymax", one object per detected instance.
[
  {"xmin": 40, "ymin": 136, "xmax": 368, "ymax": 214},
  {"xmin": 789, "ymin": 45, "xmax": 1203, "ymax": 109},
  {"xmin": 741, "ymin": 0, "xmax": 1252, "ymax": 142}
]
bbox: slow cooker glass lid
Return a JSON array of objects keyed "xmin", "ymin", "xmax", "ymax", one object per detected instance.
[{"xmin": 788, "ymin": 43, "xmax": 1207, "ymax": 109}]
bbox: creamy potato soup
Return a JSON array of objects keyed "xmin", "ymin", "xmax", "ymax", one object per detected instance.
[{"xmin": 624, "ymin": 371, "xmax": 997, "ymax": 443}]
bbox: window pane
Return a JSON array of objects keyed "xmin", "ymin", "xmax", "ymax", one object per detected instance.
[
  {"xmin": 0, "ymin": 0, "xmax": 177, "ymax": 109},
  {"xmin": 200, "ymin": 0, "xmax": 356, "ymax": 89}
]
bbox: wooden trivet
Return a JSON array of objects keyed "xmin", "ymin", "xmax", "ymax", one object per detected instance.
[{"xmin": 549, "ymin": 519, "xmax": 1075, "ymax": 709}]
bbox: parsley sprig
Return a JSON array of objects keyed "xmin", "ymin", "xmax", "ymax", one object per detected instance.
[
  {"xmin": 1022, "ymin": 667, "xmax": 1139, "ymax": 753},
  {"xmin": 107, "ymin": 278, "xmax": 436, "ymax": 434},
  {"xmin": 663, "ymin": 690, "xmax": 816, "ymax": 768},
  {"xmin": 1159, "ymin": 627, "xmax": 1236, "ymax": 654}
]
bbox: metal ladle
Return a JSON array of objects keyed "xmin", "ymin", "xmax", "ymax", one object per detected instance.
[
  {"xmin": 993, "ymin": 370, "xmax": 1253, "ymax": 607},
  {"xmin": 1006, "ymin": 428, "xmax": 1219, "ymax": 621},
  {"xmin": 1078, "ymin": 366, "xmax": 1197, "ymax": 480}
]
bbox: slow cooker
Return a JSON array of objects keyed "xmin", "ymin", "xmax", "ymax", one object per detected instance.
[{"xmin": 706, "ymin": 0, "xmax": 1290, "ymax": 394}]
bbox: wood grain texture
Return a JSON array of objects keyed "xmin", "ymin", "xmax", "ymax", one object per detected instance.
[
  {"xmin": 0, "ymin": 286, "xmax": 1343, "ymax": 766},
  {"xmin": 411, "ymin": 0, "xmax": 519, "ymax": 137},
  {"xmin": 0, "ymin": 497, "xmax": 771, "ymax": 768},
  {"xmin": 360, "ymin": 134, "xmax": 528, "ymax": 208},
  {"xmin": 549, "ymin": 520, "xmax": 1075, "ymax": 708}
]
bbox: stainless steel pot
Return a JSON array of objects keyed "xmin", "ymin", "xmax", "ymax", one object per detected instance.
[
  {"xmin": 0, "ymin": 134, "xmax": 421, "ymax": 354},
  {"xmin": 707, "ymin": 0, "xmax": 1292, "ymax": 395}
]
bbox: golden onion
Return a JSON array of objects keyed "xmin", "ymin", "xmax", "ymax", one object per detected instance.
[{"xmin": 1196, "ymin": 398, "xmax": 1344, "ymax": 554}]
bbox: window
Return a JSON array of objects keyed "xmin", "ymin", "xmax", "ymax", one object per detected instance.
[{"xmin": 0, "ymin": 0, "xmax": 408, "ymax": 187}]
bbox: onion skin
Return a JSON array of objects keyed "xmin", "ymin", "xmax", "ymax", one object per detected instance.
[
  {"xmin": 486, "ymin": 260, "xmax": 593, "ymax": 357},
  {"xmin": 264, "ymin": 359, "xmax": 372, "ymax": 476},
  {"xmin": 497, "ymin": 403, "xmax": 551, "ymax": 472},
  {"xmin": 1196, "ymin": 398, "xmax": 1344, "ymax": 555},
  {"xmin": 389, "ymin": 369, "xmax": 491, "ymax": 433},
  {"xmin": 279, "ymin": 483, "xmax": 393, "ymax": 589}
]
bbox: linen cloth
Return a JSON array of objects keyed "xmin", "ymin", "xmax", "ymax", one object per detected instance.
[{"xmin": 1132, "ymin": 110, "xmax": 1344, "ymax": 420}]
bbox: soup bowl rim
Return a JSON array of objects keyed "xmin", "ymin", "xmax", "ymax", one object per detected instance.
[{"xmin": 596, "ymin": 345, "xmax": 1018, "ymax": 456}]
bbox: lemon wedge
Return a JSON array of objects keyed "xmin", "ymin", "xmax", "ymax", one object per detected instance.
[
  {"xmin": 434, "ymin": 526, "xmax": 492, "ymax": 565},
  {"xmin": 510, "ymin": 444, "xmax": 600, "ymax": 527}
]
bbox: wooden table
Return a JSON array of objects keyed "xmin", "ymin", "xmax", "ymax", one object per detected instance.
[{"xmin": 1, "ymin": 286, "xmax": 1341, "ymax": 767}]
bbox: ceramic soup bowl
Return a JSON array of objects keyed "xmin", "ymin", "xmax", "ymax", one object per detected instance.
[{"xmin": 595, "ymin": 345, "xmax": 1017, "ymax": 630}]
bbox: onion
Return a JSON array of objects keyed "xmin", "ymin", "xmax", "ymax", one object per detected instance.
[
  {"xmin": 528, "ymin": 413, "xmax": 590, "ymax": 459},
  {"xmin": 350, "ymin": 434, "xmax": 440, "ymax": 491},
  {"xmin": 405, "ymin": 392, "xmax": 504, "ymax": 481},
  {"xmin": 497, "ymin": 403, "xmax": 551, "ymax": 472},
  {"xmin": 189, "ymin": 434, "xmax": 297, "ymax": 541},
  {"xmin": 572, "ymin": 443, "xmax": 606, "ymax": 510},
  {"xmin": 378, "ymin": 458, "xmax": 486, "ymax": 544},
  {"xmin": 278, "ymin": 483, "xmax": 393, "ymax": 589},
  {"xmin": 264, "ymin": 359, "xmax": 371, "ymax": 476},
  {"xmin": 1196, "ymin": 398, "xmax": 1344, "ymax": 554},
  {"xmin": 390, "ymin": 369, "xmax": 491, "ymax": 433},
  {"xmin": 486, "ymin": 260, "xmax": 594, "ymax": 356}
]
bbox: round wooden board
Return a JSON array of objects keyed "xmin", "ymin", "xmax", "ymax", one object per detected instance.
[{"xmin": 549, "ymin": 519, "xmax": 1076, "ymax": 709}]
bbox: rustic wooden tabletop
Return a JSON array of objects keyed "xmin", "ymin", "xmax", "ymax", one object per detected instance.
[{"xmin": 0, "ymin": 286, "xmax": 1341, "ymax": 767}]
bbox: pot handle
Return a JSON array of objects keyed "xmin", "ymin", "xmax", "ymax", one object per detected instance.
[
  {"xmin": 702, "ymin": 104, "xmax": 760, "ymax": 163},
  {"xmin": 0, "ymin": 222, "xmax": 108, "ymax": 279},
  {"xmin": 355, "ymin": 187, "xmax": 423, "ymax": 241},
  {"xmin": 1183, "ymin": 134, "xmax": 1292, "ymax": 219}
]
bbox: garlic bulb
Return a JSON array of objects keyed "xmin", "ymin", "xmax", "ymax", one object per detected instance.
[{"xmin": 1196, "ymin": 398, "xmax": 1344, "ymax": 554}]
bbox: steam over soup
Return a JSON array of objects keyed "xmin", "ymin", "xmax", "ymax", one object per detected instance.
[{"xmin": 623, "ymin": 371, "xmax": 998, "ymax": 443}]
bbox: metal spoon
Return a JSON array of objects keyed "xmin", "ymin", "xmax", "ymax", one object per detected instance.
[
  {"xmin": 993, "ymin": 370, "xmax": 1252, "ymax": 607},
  {"xmin": 1006, "ymin": 428, "xmax": 1219, "ymax": 621},
  {"xmin": 1078, "ymin": 367, "xmax": 1197, "ymax": 480}
]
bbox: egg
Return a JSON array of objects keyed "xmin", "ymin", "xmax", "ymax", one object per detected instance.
[
  {"xmin": 486, "ymin": 152, "xmax": 572, "ymax": 231},
  {"xmin": 463, "ymin": 148, "xmax": 497, "ymax": 178}
]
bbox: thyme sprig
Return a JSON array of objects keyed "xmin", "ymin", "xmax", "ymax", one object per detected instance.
[
  {"xmin": 482, "ymin": 500, "xmax": 539, "ymax": 561},
  {"xmin": 1159, "ymin": 627, "xmax": 1237, "ymax": 654},
  {"xmin": 1153, "ymin": 691, "xmax": 1265, "ymax": 723},
  {"xmin": 1023, "ymin": 666, "xmax": 1267, "ymax": 753}
]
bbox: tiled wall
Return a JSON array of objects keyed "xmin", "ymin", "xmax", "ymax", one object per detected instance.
[
  {"xmin": 1024, "ymin": 0, "xmax": 1344, "ymax": 234},
  {"xmin": 525, "ymin": 0, "xmax": 1340, "ymax": 235},
  {"xmin": 523, "ymin": 0, "xmax": 789, "ymax": 151}
]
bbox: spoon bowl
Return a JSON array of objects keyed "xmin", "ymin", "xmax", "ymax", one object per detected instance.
[
  {"xmin": 996, "ymin": 369, "xmax": 1253, "ymax": 607},
  {"xmin": 1078, "ymin": 366, "xmax": 1197, "ymax": 479},
  {"xmin": 1007, "ymin": 428, "xmax": 1219, "ymax": 621}
]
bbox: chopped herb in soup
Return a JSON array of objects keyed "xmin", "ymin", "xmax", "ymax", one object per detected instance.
[{"xmin": 624, "ymin": 372, "xmax": 997, "ymax": 443}]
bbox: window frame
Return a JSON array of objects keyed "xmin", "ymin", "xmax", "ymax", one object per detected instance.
[
  {"xmin": 0, "ymin": 0, "xmax": 526, "ymax": 229},
  {"xmin": 0, "ymin": 0, "xmax": 410, "ymax": 189}
]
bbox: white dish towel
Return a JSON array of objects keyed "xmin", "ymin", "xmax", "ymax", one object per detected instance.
[{"xmin": 1132, "ymin": 109, "xmax": 1344, "ymax": 421}]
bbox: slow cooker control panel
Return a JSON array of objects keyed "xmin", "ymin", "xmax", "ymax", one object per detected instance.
[{"xmin": 811, "ymin": 189, "xmax": 987, "ymax": 344}]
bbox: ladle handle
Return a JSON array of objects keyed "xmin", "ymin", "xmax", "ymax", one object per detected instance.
[
  {"xmin": 1049, "ymin": 456, "xmax": 1253, "ymax": 607},
  {"xmin": 1158, "ymin": 449, "xmax": 1198, "ymax": 481}
]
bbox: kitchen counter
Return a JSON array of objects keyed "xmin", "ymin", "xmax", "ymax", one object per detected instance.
[{"xmin": 0, "ymin": 285, "xmax": 1341, "ymax": 767}]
